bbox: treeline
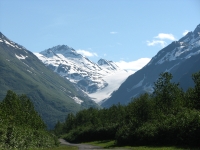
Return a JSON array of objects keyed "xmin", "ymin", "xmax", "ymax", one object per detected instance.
[
  {"xmin": 55, "ymin": 71, "xmax": 200, "ymax": 147},
  {"xmin": 0, "ymin": 90, "xmax": 58, "ymax": 149}
]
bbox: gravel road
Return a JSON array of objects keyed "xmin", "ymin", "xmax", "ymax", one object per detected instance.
[
  {"xmin": 59, "ymin": 139, "xmax": 129, "ymax": 150},
  {"xmin": 59, "ymin": 138, "xmax": 103, "ymax": 150}
]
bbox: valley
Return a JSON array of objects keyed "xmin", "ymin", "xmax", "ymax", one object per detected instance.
[{"xmin": 0, "ymin": 9, "xmax": 200, "ymax": 148}]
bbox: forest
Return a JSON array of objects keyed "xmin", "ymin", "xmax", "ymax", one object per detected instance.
[
  {"xmin": 55, "ymin": 71, "xmax": 200, "ymax": 147},
  {"xmin": 0, "ymin": 90, "xmax": 58, "ymax": 149}
]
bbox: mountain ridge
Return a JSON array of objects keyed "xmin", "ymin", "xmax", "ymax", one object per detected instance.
[
  {"xmin": 0, "ymin": 32, "xmax": 99, "ymax": 128},
  {"xmin": 102, "ymin": 24, "xmax": 200, "ymax": 107}
]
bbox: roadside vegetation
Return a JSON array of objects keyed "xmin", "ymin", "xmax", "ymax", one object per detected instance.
[
  {"xmin": 0, "ymin": 90, "xmax": 58, "ymax": 149},
  {"xmin": 29, "ymin": 145, "xmax": 78, "ymax": 150},
  {"xmin": 55, "ymin": 71, "xmax": 200, "ymax": 148}
]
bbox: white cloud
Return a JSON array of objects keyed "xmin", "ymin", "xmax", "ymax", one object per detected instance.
[
  {"xmin": 146, "ymin": 33, "xmax": 176, "ymax": 48},
  {"xmin": 110, "ymin": 31, "xmax": 118, "ymax": 34},
  {"xmin": 155, "ymin": 33, "xmax": 176, "ymax": 41},
  {"xmin": 182, "ymin": 30, "xmax": 189, "ymax": 36},
  {"xmin": 115, "ymin": 58, "xmax": 151, "ymax": 73},
  {"xmin": 146, "ymin": 40, "xmax": 167, "ymax": 48},
  {"xmin": 76, "ymin": 49, "xmax": 98, "ymax": 57}
]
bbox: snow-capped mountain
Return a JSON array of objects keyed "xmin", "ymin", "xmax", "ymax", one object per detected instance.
[
  {"xmin": 97, "ymin": 58, "xmax": 119, "ymax": 70},
  {"xmin": 102, "ymin": 24, "xmax": 200, "ymax": 107},
  {"xmin": 34, "ymin": 46, "xmax": 131, "ymax": 103},
  {"xmin": 0, "ymin": 32, "xmax": 99, "ymax": 128}
]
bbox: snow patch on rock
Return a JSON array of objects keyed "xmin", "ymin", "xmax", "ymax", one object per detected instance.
[
  {"xmin": 127, "ymin": 74, "xmax": 146, "ymax": 92},
  {"xmin": 15, "ymin": 54, "xmax": 28, "ymax": 60}
]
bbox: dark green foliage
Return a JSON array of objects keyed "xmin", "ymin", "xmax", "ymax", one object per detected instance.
[
  {"xmin": 115, "ymin": 72, "xmax": 200, "ymax": 147},
  {"xmin": 56, "ymin": 105, "xmax": 125, "ymax": 143},
  {"xmin": 1, "ymin": 90, "xmax": 46, "ymax": 130},
  {"xmin": 56, "ymin": 71, "xmax": 200, "ymax": 148},
  {"xmin": 191, "ymin": 71, "xmax": 200, "ymax": 109},
  {"xmin": 54, "ymin": 121, "xmax": 64, "ymax": 136},
  {"xmin": 0, "ymin": 90, "xmax": 57, "ymax": 149},
  {"xmin": 152, "ymin": 72, "xmax": 184, "ymax": 115}
]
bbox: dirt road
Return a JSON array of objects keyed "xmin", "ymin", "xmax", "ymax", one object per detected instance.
[
  {"xmin": 59, "ymin": 138, "xmax": 103, "ymax": 150},
  {"xmin": 59, "ymin": 139, "xmax": 129, "ymax": 150}
]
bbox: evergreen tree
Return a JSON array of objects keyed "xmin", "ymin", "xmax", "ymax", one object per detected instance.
[
  {"xmin": 192, "ymin": 71, "xmax": 200, "ymax": 109},
  {"xmin": 152, "ymin": 72, "xmax": 184, "ymax": 115}
]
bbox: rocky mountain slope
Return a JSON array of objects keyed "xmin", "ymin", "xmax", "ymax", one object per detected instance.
[
  {"xmin": 0, "ymin": 32, "xmax": 99, "ymax": 128},
  {"xmin": 35, "ymin": 46, "xmax": 131, "ymax": 103},
  {"xmin": 102, "ymin": 24, "xmax": 200, "ymax": 107}
]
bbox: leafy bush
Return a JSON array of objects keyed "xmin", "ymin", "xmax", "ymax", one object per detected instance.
[{"xmin": 0, "ymin": 90, "xmax": 58, "ymax": 149}]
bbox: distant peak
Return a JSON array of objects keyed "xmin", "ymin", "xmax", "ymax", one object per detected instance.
[
  {"xmin": 52, "ymin": 45, "xmax": 72, "ymax": 50},
  {"xmin": 40, "ymin": 44, "xmax": 82, "ymax": 58},
  {"xmin": 97, "ymin": 58, "xmax": 119, "ymax": 71},
  {"xmin": 57, "ymin": 45, "xmax": 71, "ymax": 49},
  {"xmin": 98, "ymin": 59, "xmax": 110, "ymax": 66},
  {"xmin": 42, "ymin": 45, "xmax": 74, "ymax": 53},
  {"xmin": 98, "ymin": 58, "xmax": 106, "ymax": 61}
]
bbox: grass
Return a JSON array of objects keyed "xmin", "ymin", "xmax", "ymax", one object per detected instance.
[
  {"xmin": 83, "ymin": 140, "xmax": 115, "ymax": 148},
  {"xmin": 129, "ymin": 146, "xmax": 190, "ymax": 150},
  {"xmin": 84, "ymin": 140, "xmax": 199, "ymax": 150}
]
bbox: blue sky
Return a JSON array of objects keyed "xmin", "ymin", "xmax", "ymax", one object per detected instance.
[{"xmin": 0, "ymin": 0, "xmax": 200, "ymax": 71}]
